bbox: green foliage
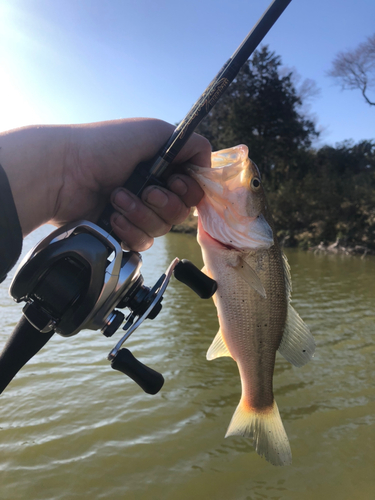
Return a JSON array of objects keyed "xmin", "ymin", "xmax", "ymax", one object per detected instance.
[
  {"xmin": 196, "ymin": 47, "xmax": 375, "ymax": 250},
  {"xmin": 268, "ymin": 140, "xmax": 375, "ymax": 249}
]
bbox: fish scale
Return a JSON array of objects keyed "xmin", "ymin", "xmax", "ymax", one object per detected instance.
[{"xmin": 189, "ymin": 145, "xmax": 315, "ymax": 466}]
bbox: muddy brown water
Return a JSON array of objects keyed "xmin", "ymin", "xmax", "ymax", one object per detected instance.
[{"xmin": 1, "ymin": 227, "xmax": 374, "ymax": 500}]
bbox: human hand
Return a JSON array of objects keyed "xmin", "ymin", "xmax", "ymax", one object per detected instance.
[{"xmin": 0, "ymin": 118, "xmax": 211, "ymax": 251}]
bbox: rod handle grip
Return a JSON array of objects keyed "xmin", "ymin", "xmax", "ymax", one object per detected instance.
[{"xmin": 0, "ymin": 315, "xmax": 54, "ymax": 394}]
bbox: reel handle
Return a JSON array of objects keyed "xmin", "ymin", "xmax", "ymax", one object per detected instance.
[{"xmin": 111, "ymin": 348, "xmax": 164, "ymax": 395}]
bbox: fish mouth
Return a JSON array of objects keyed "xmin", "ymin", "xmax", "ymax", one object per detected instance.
[
  {"xmin": 190, "ymin": 145, "xmax": 274, "ymax": 251},
  {"xmin": 197, "ymin": 198, "xmax": 274, "ymax": 251}
]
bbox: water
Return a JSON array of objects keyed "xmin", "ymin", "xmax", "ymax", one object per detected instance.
[{"xmin": 1, "ymin": 227, "xmax": 374, "ymax": 500}]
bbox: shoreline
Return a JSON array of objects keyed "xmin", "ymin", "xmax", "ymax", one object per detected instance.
[
  {"xmin": 171, "ymin": 216, "xmax": 374, "ymax": 257},
  {"xmin": 308, "ymin": 239, "xmax": 374, "ymax": 256}
]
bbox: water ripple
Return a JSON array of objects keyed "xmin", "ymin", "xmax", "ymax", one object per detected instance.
[{"xmin": 1, "ymin": 233, "xmax": 375, "ymax": 499}]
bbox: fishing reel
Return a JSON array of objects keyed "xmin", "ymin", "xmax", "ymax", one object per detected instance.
[{"xmin": 2, "ymin": 220, "xmax": 216, "ymax": 395}]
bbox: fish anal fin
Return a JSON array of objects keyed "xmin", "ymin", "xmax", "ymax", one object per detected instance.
[
  {"xmin": 278, "ymin": 304, "xmax": 315, "ymax": 367},
  {"xmin": 233, "ymin": 258, "xmax": 267, "ymax": 298},
  {"xmin": 206, "ymin": 328, "xmax": 232, "ymax": 360},
  {"xmin": 225, "ymin": 399, "xmax": 292, "ymax": 466}
]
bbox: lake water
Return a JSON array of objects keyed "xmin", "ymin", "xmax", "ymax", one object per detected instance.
[{"xmin": 0, "ymin": 227, "xmax": 374, "ymax": 500}]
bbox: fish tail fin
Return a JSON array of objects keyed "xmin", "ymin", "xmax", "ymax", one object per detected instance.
[{"xmin": 225, "ymin": 398, "xmax": 292, "ymax": 466}]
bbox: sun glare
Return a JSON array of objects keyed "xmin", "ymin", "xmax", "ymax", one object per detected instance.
[
  {"xmin": 0, "ymin": 76, "xmax": 42, "ymax": 133},
  {"xmin": 0, "ymin": 1, "xmax": 44, "ymax": 132}
]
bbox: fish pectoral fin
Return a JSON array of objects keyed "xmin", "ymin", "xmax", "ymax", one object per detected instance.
[
  {"xmin": 206, "ymin": 328, "xmax": 232, "ymax": 360},
  {"xmin": 225, "ymin": 399, "xmax": 292, "ymax": 466},
  {"xmin": 233, "ymin": 258, "xmax": 267, "ymax": 298},
  {"xmin": 278, "ymin": 304, "xmax": 315, "ymax": 367}
]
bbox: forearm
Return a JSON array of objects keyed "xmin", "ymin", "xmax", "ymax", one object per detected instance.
[{"xmin": 0, "ymin": 125, "xmax": 69, "ymax": 236}]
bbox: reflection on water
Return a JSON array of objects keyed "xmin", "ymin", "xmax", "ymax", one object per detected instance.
[{"xmin": 0, "ymin": 228, "xmax": 374, "ymax": 500}]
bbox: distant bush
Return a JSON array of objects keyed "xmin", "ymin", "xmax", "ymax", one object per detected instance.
[{"xmin": 270, "ymin": 140, "xmax": 375, "ymax": 249}]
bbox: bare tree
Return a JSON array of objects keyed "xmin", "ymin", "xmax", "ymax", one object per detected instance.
[{"xmin": 328, "ymin": 34, "xmax": 375, "ymax": 106}]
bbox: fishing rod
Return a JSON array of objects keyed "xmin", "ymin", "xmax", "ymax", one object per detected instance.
[
  {"xmin": 97, "ymin": 0, "xmax": 292, "ymax": 232},
  {"xmin": 1, "ymin": 0, "xmax": 292, "ymax": 397}
]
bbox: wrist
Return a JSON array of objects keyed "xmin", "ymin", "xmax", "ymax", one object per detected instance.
[{"xmin": 0, "ymin": 125, "xmax": 70, "ymax": 236}]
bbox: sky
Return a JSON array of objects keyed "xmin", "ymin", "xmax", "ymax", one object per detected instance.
[{"xmin": 0, "ymin": 0, "xmax": 374, "ymax": 147}]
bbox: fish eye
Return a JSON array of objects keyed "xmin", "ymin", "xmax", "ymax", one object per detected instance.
[{"xmin": 251, "ymin": 177, "xmax": 261, "ymax": 191}]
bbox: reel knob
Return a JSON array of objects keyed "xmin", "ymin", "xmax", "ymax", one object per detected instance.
[
  {"xmin": 173, "ymin": 259, "xmax": 217, "ymax": 298},
  {"xmin": 111, "ymin": 348, "xmax": 164, "ymax": 395}
]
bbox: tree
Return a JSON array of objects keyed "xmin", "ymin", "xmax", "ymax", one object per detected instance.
[
  {"xmin": 197, "ymin": 46, "xmax": 319, "ymax": 188},
  {"xmin": 270, "ymin": 140, "xmax": 375, "ymax": 249},
  {"xmin": 328, "ymin": 34, "xmax": 375, "ymax": 107},
  {"xmin": 193, "ymin": 46, "xmax": 375, "ymax": 250}
]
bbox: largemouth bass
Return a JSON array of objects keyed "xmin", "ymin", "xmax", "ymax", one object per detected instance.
[{"xmin": 189, "ymin": 145, "xmax": 315, "ymax": 466}]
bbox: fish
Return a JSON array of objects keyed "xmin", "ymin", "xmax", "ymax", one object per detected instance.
[{"xmin": 189, "ymin": 145, "xmax": 315, "ymax": 466}]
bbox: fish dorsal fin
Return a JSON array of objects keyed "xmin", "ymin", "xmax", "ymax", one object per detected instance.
[
  {"xmin": 233, "ymin": 257, "xmax": 267, "ymax": 299},
  {"xmin": 206, "ymin": 328, "xmax": 232, "ymax": 360},
  {"xmin": 278, "ymin": 304, "xmax": 315, "ymax": 367},
  {"xmin": 278, "ymin": 252, "xmax": 315, "ymax": 367}
]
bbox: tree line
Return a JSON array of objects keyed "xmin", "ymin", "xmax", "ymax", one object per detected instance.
[{"xmin": 196, "ymin": 46, "xmax": 375, "ymax": 251}]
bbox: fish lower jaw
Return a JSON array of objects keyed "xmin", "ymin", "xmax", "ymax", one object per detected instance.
[
  {"xmin": 212, "ymin": 236, "xmax": 238, "ymax": 251},
  {"xmin": 198, "ymin": 214, "xmax": 273, "ymax": 252},
  {"xmin": 198, "ymin": 221, "xmax": 240, "ymax": 251}
]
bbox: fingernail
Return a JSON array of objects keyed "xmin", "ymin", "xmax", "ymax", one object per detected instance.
[
  {"xmin": 144, "ymin": 187, "xmax": 168, "ymax": 208},
  {"xmin": 113, "ymin": 189, "xmax": 136, "ymax": 212},
  {"xmin": 169, "ymin": 176, "xmax": 188, "ymax": 196}
]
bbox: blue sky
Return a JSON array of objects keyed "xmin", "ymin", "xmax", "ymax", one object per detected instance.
[{"xmin": 1, "ymin": 0, "xmax": 374, "ymax": 147}]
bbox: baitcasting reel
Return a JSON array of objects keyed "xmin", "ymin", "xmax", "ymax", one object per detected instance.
[{"xmin": 2, "ymin": 220, "xmax": 216, "ymax": 395}]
